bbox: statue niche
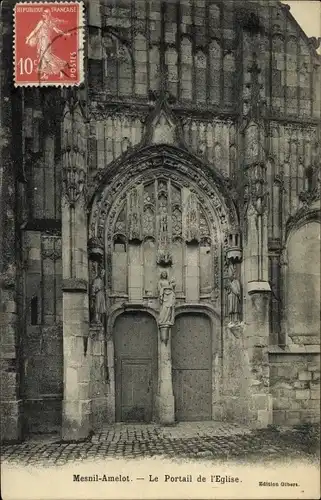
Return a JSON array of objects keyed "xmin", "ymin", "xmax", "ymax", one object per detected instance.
[
  {"xmin": 157, "ymin": 186, "xmax": 172, "ymax": 265},
  {"xmin": 227, "ymin": 263, "xmax": 241, "ymax": 324},
  {"xmin": 127, "ymin": 186, "xmax": 143, "ymax": 242},
  {"xmin": 158, "ymin": 270, "xmax": 176, "ymax": 345},
  {"xmin": 90, "ymin": 268, "xmax": 107, "ymax": 324}
]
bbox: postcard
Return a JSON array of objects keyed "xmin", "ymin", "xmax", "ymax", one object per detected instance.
[{"xmin": 1, "ymin": 0, "xmax": 320, "ymax": 499}]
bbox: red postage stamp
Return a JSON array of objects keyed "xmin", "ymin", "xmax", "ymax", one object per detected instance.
[{"xmin": 14, "ymin": 2, "xmax": 84, "ymax": 87}]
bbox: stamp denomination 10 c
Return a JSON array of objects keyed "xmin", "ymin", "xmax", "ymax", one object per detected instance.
[{"xmin": 14, "ymin": 2, "xmax": 84, "ymax": 87}]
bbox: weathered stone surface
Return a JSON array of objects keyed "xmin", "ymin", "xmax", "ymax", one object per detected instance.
[
  {"xmin": 269, "ymin": 353, "xmax": 320, "ymax": 425},
  {"xmin": 1, "ymin": 0, "xmax": 320, "ymax": 440}
]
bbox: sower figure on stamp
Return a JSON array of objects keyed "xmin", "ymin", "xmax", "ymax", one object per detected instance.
[
  {"xmin": 227, "ymin": 263, "xmax": 241, "ymax": 324},
  {"xmin": 25, "ymin": 8, "xmax": 70, "ymax": 80},
  {"xmin": 91, "ymin": 268, "xmax": 106, "ymax": 325}
]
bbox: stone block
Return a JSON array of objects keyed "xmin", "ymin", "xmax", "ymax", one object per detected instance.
[
  {"xmin": 277, "ymin": 365, "xmax": 299, "ymax": 378},
  {"xmin": 92, "ymin": 340, "xmax": 104, "ymax": 356},
  {"xmin": 307, "ymin": 399, "xmax": 320, "ymax": 409},
  {"xmin": 300, "ymin": 410, "xmax": 320, "ymax": 424},
  {"xmin": 287, "ymin": 400, "xmax": 302, "ymax": 411},
  {"xmin": 295, "ymin": 389, "xmax": 310, "ymax": 400},
  {"xmin": 285, "ymin": 411, "xmax": 300, "ymax": 425},
  {"xmin": 308, "ymin": 362, "xmax": 320, "ymax": 371},
  {"xmin": 252, "ymin": 394, "xmax": 270, "ymax": 410},
  {"xmin": 269, "ymin": 365, "xmax": 278, "ymax": 378},
  {"xmin": 293, "ymin": 381, "xmax": 309, "ymax": 389},
  {"xmin": 64, "ymin": 336, "xmax": 85, "ymax": 361},
  {"xmin": 4, "ymin": 300, "xmax": 17, "ymax": 313},
  {"xmin": 293, "ymin": 336, "xmax": 320, "ymax": 345},
  {"xmin": 298, "ymin": 371, "xmax": 312, "ymax": 381},
  {"xmin": 299, "ymin": 399, "xmax": 313, "ymax": 410},
  {"xmin": 62, "ymin": 399, "xmax": 92, "ymax": 441},
  {"xmin": 271, "ymin": 380, "xmax": 293, "ymax": 390},
  {"xmin": 279, "ymin": 387, "xmax": 295, "ymax": 398},
  {"xmin": 273, "ymin": 410, "xmax": 286, "ymax": 425},
  {"xmin": 310, "ymin": 390, "xmax": 320, "ymax": 400},
  {"xmin": 248, "ymin": 336, "xmax": 268, "ymax": 347},
  {"xmin": 273, "ymin": 397, "xmax": 291, "ymax": 410},
  {"xmin": 287, "ymin": 410, "xmax": 301, "ymax": 420},
  {"xmin": 312, "ymin": 371, "xmax": 320, "ymax": 380},
  {"xmin": 1, "ymin": 344, "xmax": 17, "ymax": 359},
  {"xmin": 77, "ymin": 365, "xmax": 91, "ymax": 384},
  {"xmin": 91, "ymin": 397, "xmax": 108, "ymax": 430},
  {"xmin": 78, "ymin": 382, "xmax": 90, "ymax": 401}
]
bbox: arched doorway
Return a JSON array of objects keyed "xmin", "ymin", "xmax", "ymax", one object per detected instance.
[
  {"xmin": 285, "ymin": 221, "xmax": 320, "ymax": 338},
  {"xmin": 89, "ymin": 146, "xmax": 238, "ymax": 424},
  {"xmin": 172, "ymin": 313, "xmax": 212, "ymax": 421},
  {"xmin": 114, "ymin": 311, "xmax": 158, "ymax": 422}
]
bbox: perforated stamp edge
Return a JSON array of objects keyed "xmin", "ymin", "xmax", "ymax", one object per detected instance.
[{"xmin": 13, "ymin": 1, "xmax": 85, "ymax": 87}]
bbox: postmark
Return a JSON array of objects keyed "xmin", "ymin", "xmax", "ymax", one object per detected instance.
[{"xmin": 14, "ymin": 2, "xmax": 84, "ymax": 87}]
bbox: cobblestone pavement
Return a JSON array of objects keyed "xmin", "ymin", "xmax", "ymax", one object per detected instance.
[{"xmin": 1, "ymin": 422, "xmax": 319, "ymax": 466}]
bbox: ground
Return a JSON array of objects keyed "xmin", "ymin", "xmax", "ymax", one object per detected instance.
[{"xmin": 1, "ymin": 422, "xmax": 319, "ymax": 466}]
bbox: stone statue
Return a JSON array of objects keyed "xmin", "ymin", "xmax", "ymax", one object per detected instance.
[
  {"xmin": 185, "ymin": 192, "xmax": 200, "ymax": 243},
  {"xmin": 158, "ymin": 271, "xmax": 176, "ymax": 328},
  {"xmin": 227, "ymin": 264, "xmax": 241, "ymax": 323},
  {"xmin": 157, "ymin": 203, "xmax": 172, "ymax": 265},
  {"xmin": 91, "ymin": 268, "xmax": 106, "ymax": 324}
]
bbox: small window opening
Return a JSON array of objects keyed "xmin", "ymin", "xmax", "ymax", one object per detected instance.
[
  {"xmin": 31, "ymin": 296, "xmax": 38, "ymax": 325},
  {"xmin": 305, "ymin": 167, "xmax": 314, "ymax": 192}
]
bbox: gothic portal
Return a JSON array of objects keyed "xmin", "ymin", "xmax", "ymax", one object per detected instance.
[{"xmin": 87, "ymin": 149, "xmax": 235, "ymax": 426}]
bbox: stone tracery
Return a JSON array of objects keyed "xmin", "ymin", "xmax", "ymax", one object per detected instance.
[{"xmin": 88, "ymin": 149, "xmax": 238, "ymax": 317}]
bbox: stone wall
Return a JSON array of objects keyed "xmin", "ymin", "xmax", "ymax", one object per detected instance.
[
  {"xmin": 88, "ymin": 0, "xmax": 321, "ymax": 120},
  {"xmin": 89, "ymin": 326, "xmax": 109, "ymax": 430},
  {"xmin": 269, "ymin": 351, "xmax": 320, "ymax": 425}
]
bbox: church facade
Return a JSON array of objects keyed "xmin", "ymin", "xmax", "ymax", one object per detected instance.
[{"xmin": 1, "ymin": 0, "xmax": 320, "ymax": 441}]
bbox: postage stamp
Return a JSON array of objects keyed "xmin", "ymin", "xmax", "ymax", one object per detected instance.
[{"xmin": 14, "ymin": 2, "xmax": 84, "ymax": 87}]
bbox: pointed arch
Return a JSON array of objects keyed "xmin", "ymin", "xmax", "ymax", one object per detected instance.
[{"xmin": 89, "ymin": 145, "xmax": 239, "ymax": 244}]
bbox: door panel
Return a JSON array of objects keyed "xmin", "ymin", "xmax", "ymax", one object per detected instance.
[
  {"xmin": 172, "ymin": 313, "xmax": 212, "ymax": 421},
  {"xmin": 114, "ymin": 312, "xmax": 157, "ymax": 422},
  {"xmin": 121, "ymin": 359, "xmax": 152, "ymax": 422},
  {"xmin": 173, "ymin": 369, "xmax": 212, "ymax": 421}
]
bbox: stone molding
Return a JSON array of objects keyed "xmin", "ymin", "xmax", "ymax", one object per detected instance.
[
  {"xmin": 268, "ymin": 345, "xmax": 321, "ymax": 354},
  {"xmin": 247, "ymin": 280, "xmax": 271, "ymax": 295},
  {"xmin": 88, "ymin": 145, "xmax": 238, "ymax": 227},
  {"xmin": 285, "ymin": 208, "xmax": 321, "ymax": 241},
  {"xmin": 62, "ymin": 278, "xmax": 88, "ymax": 292}
]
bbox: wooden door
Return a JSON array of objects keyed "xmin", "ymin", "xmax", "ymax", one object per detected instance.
[
  {"xmin": 114, "ymin": 312, "xmax": 157, "ymax": 422},
  {"xmin": 172, "ymin": 313, "xmax": 212, "ymax": 421},
  {"xmin": 121, "ymin": 359, "xmax": 152, "ymax": 422}
]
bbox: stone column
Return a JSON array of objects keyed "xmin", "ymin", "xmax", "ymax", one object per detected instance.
[
  {"xmin": 61, "ymin": 102, "xmax": 91, "ymax": 441},
  {"xmin": 157, "ymin": 273, "xmax": 175, "ymax": 425},
  {"xmin": 157, "ymin": 327, "xmax": 175, "ymax": 424},
  {"xmin": 0, "ymin": 5, "xmax": 22, "ymax": 442},
  {"xmin": 242, "ymin": 123, "xmax": 272, "ymax": 427}
]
